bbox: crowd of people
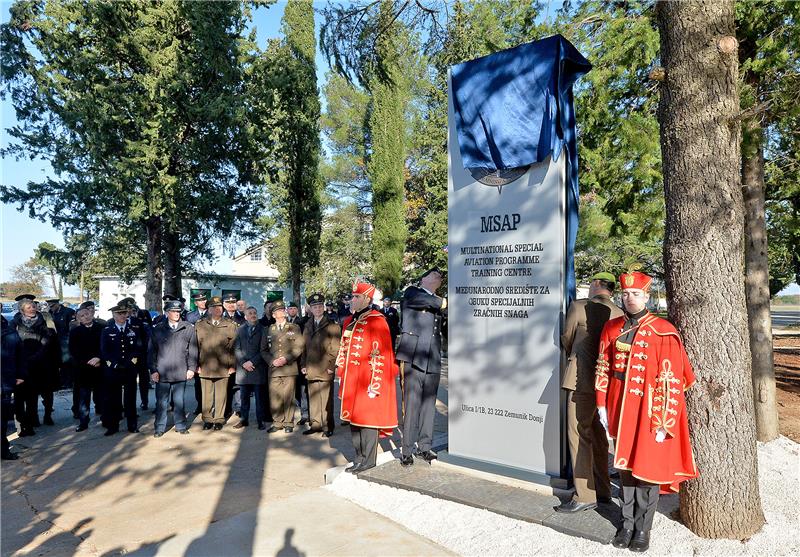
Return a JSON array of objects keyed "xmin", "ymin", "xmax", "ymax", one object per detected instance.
[{"xmin": 1, "ymin": 269, "xmax": 446, "ymax": 477}]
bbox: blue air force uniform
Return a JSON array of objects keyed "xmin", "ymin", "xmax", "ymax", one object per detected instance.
[{"xmin": 100, "ymin": 314, "xmax": 147, "ymax": 433}]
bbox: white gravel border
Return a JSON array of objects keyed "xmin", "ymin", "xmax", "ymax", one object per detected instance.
[{"xmin": 326, "ymin": 436, "xmax": 800, "ymax": 556}]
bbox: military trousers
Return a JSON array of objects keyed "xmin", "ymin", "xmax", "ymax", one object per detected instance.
[
  {"xmin": 619, "ymin": 469, "xmax": 659, "ymax": 532},
  {"xmin": 350, "ymin": 424, "xmax": 378, "ymax": 467},
  {"xmin": 401, "ymin": 364, "xmax": 441, "ymax": 456},
  {"xmin": 269, "ymin": 375, "xmax": 296, "ymax": 428},
  {"xmin": 307, "ymin": 379, "xmax": 334, "ymax": 433},
  {"xmin": 200, "ymin": 377, "xmax": 229, "ymax": 425},
  {"xmin": 102, "ymin": 370, "xmax": 138, "ymax": 431},
  {"xmin": 566, "ymin": 390, "xmax": 611, "ymax": 503}
]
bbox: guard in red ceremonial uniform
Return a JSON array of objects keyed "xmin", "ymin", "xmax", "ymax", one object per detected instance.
[
  {"xmin": 596, "ymin": 271, "xmax": 698, "ymax": 553},
  {"xmin": 336, "ymin": 281, "xmax": 399, "ymax": 473}
]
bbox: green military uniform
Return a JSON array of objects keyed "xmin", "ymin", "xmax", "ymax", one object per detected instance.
[
  {"xmin": 260, "ymin": 302, "xmax": 305, "ymax": 429},
  {"xmin": 300, "ymin": 303, "xmax": 341, "ymax": 434},
  {"xmin": 561, "ymin": 288, "xmax": 623, "ymax": 505}
]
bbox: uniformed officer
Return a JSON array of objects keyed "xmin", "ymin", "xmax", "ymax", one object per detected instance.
[
  {"xmin": 324, "ymin": 302, "xmax": 339, "ymax": 325},
  {"xmin": 100, "ymin": 304, "xmax": 147, "ymax": 435},
  {"xmin": 118, "ymin": 297, "xmax": 152, "ymax": 410},
  {"xmin": 195, "ymin": 296, "xmax": 238, "ymax": 430},
  {"xmin": 261, "ymin": 301, "xmax": 305, "ymax": 433},
  {"xmin": 186, "ymin": 293, "xmax": 208, "ymax": 413},
  {"xmin": 300, "ymin": 294, "xmax": 341, "ymax": 437},
  {"xmin": 47, "ymin": 299, "xmax": 76, "ymax": 413},
  {"xmin": 395, "ymin": 268, "xmax": 447, "ymax": 466},
  {"xmin": 337, "ymin": 294, "xmax": 353, "ymax": 323},
  {"xmin": 223, "ymin": 294, "xmax": 245, "ymax": 325},
  {"xmin": 287, "ymin": 301, "xmax": 309, "ymax": 425},
  {"xmin": 556, "ymin": 271, "xmax": 622, "ymax": 513},
  {"xmin": 380, "ymin": 296, "xmax": 400, "ymax": 342}
]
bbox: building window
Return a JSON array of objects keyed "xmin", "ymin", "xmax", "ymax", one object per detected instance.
[{"xmin": 250, "ymin": 250, "xmax": 262, "ymax": 261}]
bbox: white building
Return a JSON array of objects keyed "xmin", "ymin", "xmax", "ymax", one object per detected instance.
[{"xmin": 97, "ymin": 244, "xmax": 302, "ymax": 319}]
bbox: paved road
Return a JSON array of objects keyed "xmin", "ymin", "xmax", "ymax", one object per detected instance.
[
  {"xmin": 1, "ymin": 388, "xmax": 451, "ymax": 557},
  {"xmin": 772, "ymin": 309, "xmax": 800, "ymax": 328}
]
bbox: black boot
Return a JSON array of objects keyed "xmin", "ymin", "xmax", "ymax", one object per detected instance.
[
  {"xmin": 43, "ymin": 412, "xmax": 55, "ymax": 426},
  {"xmin": 628, "ymin": 530, "xmax": 650, "ymax": 552},
  {"xmin": 612, "ymin": 528, "xmax": 634, "ymax": 549}
]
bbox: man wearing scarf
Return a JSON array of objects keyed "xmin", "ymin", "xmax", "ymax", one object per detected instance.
[
  {"xmin": 595, "ymin": 271, "xmax": 698, "ymax": 552},
  {"xmin": 336, "ymin": 281, "xmax": 399, "ymax": 473}
]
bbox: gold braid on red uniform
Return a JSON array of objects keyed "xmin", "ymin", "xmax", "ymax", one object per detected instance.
[
  {"xmin": 595, "ymin": 341, "xmax": 610, "ymax": 393},
  {"xmin": 651, "ymin": 358, "xmax": 679, "ymax": 436}
]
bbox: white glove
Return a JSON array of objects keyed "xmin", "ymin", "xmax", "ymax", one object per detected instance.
[
  {"xmin": 655, "ymin": 428, "xmax": 667, "ymax": 443},
  {"xmin": 597, "ymin": 407, "xmax": 608, "ymax": 431}
]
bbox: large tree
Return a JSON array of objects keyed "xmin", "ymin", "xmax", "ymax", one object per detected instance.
[
  {"xmin": 736, "ymin": 0, "xmax": 800, "ymax": 441},
  {"xmin": 1, "ymin": 1, "xmax": 263, "ymax": 309},
  {"xmin": 656, "ymin": 0, "xmax": 764, "ymax": 539},
  {"xmin": 254, "ymin": 0, "xmax": 322, "ymax": 305}
]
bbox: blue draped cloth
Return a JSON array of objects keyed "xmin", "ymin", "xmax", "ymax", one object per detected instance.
[{"xmin": 450, "ymin": 35, "xmax": 592, "ymax": 302}]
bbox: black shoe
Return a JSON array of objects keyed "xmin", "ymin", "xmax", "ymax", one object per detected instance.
[
  {"xmin": 154, "ymin": 431, "xmax": 165, "ymax": 438},
  {"xmin": 302, "ymin": 428, "xmax": 321, "ymax": 436},
  {"xmin": 203, "ymin": 423, "xmax": 213, "ymax": 430},
  {"xmin": 322, "ymin": 430, "xmax": 333, "ymax": 438},
  {"xmin": 235, "ymin": 411, "xmax": 241, "ymax": 418},
  {"xmin": 297, "ymin": 417, "xmax": 308, "ymax": 426},
  {"xmin": 555, "ymin": 500, "xmax": 597, "ymax": 513},
  {"xmin": 213, "ymin": 423, "xmax": 223, "ymax": 431},
  {"xmin": 612, "ymin": 528, "xmax": 634, "ymax": 549},
  {"xmin": 75, "ymin": 425, "xmax": 88, "ymax": 432},
  {"xmin": 284, "ymin": 426, "xmax": 293, "ymax": 433},
  {"xmin": 177, "ymin": 429, "xmax": 190, "ymax": 435},
  {"xmin": 233, "ymin": 421, "xmax": 248, "ymax": 429},
  {"xmin": 628, "ymin": 530, "xmax": 650, "ymax": 552},
  {"xmin": 598, "ymin": 496, "xmax": 614, "ymax": 505},
  {"xmin": 356, "ymin": 462, "xmax": 375, "ymax": 473},
  {"xmin": 257, "ymin": 423, "xmax": 266, "ymax": 430},
  {"xmin": 400, "ymin": 454, "xmax": 414, "ymax": 466},
  {"xmin": 104, "ymin": 429, "xmax": 118, "ymax": 436},
  {"xmin": 43, "ymin": 415, "xmax": 54, "ymax": 426},
  {"xmin": 415, "ymin": 450, "xmax": 437, "ymax": 463},
  {"xmin": 345, "ymin": 462, "xmax": 362, "ymax": 473},
  {"xmin": 266, "ymin": 426, "xmax": 279, "ymax": 433},
  {"xmin": 128, "ymin": 427, "xmax": 140, "ymax": 433},
  {"xmin": 19, "ymin": 428, "xmax": 35, "ymax": 437},
  {"xmin": 1, "ymin": 452, "xmax": 18, "ymax": 460}
]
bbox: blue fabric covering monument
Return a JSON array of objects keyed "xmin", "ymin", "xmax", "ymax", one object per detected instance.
[{"xmin": 450, "ymin": 35, "xmax": 592, "ymax": 302}]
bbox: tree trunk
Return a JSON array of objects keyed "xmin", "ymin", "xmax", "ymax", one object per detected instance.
[
  {"xmin": 79, "ymin": 269, "xmax": 84, "ymax": 304},
  {"xmin": 742, "ymin": 117, "xmax": 779, "ymax": 442},
  {"xmin": 163, "ymin": 228, "xmax": 182, "ymax": 299},
  {"xmin": 656, "ymin": 0, "xmax": 765, "ymax": 539},
  {"xmin": 144, "ymin": 215, "xmax": 163, "ymax": 312}
]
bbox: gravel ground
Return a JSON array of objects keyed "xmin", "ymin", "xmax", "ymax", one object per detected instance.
[{"xmin": 327, "ymin": 436, "xmax": 800, "ymax": 556}]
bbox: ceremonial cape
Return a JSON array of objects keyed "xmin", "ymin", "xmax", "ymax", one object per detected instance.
[
  {"xmin": 336, "ymin": 310, "xmax": 398, "ymax": 436},
  {"xmin": 595, "ymin": 313, "xmax": 698, "ymax": 493}
]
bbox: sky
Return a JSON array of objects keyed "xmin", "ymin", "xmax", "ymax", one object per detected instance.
[{"xmin": 1, "ymin": 1, "xmax": 798, "ymax": 298}]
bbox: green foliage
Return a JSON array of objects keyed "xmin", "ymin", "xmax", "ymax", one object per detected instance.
[
  {"xmin": 304, "ymin": 202, "xmax": 373, "ymax": 297},
  {"xmin": 248, "ymin": 1, "xmax": 322, "ymax": 301},
  {"xmin": 0, "ymin": 0, "xmax": 267, "ymax": 282},
  {"xmin": 736, "ymin": 0, "xmax": 800, "ymax": 296}
]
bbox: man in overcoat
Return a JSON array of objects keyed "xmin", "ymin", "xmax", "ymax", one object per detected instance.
[
  {"xmin": 149, "ymin": 300, "xmax": 198, "ymax": 436},
  {"xmin": 195, "ymin": 296, "xmax": 238, "ymax": 430},
  {"xmin": 234, "ymin": 307, "xmax": 268, "ymax": 429}
]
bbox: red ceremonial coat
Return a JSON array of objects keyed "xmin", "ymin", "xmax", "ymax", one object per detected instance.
[
  {"xmin": 595, "ymin": 312, "xmax": 698, "ymax": 493},
  {"xmin": 337, "ymin": 310, "xmax": 398, "ymax": 435}
]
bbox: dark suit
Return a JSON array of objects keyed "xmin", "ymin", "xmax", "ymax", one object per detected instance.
[
  {"xmin": 395, "ymin": 285, "xmax": 446, "ymax": 456},
  {"xmin": 69, "ymin": 322, "xmax": 103, "ymax": 428},
  {"xmin": 380, "ymin": 306, "xmax": 401, "ymax": 343},
  {"xmin": 100, "ymin": 321, "xmax": 147, "ymax": 432}
]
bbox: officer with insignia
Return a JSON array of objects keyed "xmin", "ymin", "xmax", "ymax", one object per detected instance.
[
  {"xmin": 337, "ymin": 294, "xmax": 353, "ymax": 323},
  {"xmin": 260, "ymin": 301, "xmax": 305, "ymax": 433},
  {"xmin": 118, "ymin": 297, "xmax": 152, "ymax": 410},
  {"xmin": 300, "ymin": 293, "xmax": 341, "ymax": 437},
  {"xmin": 395, "ymin": 268, "xmax": 447, "ymax": 466},
  {"xmin": 324, "ymin": 301, "xmax": 339, "ymax": 325},
  {"xmin": 186, "ymin": 293, "xmax": 208, "ymax": 412},
  {"xmin": 287, "ymin": 301, "xmax": 309, "ymax": 424},
  {"xmin": 195, "ymin": 296, "xmax": 238, "ymax": 430},
  {"xmin": 186, "ymin": 293, "xmax": 208, "ymax": 325},
  {"xmin": 556, "ymin": 271, "xmax": 622, "ymax": 514},
  {"xmin": 223, "ymin": 294, "xmax": 245, "ymax": 325},
  {"xmin": 100, "ymin": 303, "xmax": 147, "ymax": 435}
]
